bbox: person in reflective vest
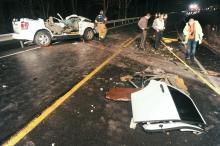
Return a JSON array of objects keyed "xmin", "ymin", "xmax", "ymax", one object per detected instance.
[
  {"xmin": 95, "ymin": 10, "xmax": 108, "ymax": 41},
  {"xmin": 183, "ymin": 18, "xmax": 203, "ymax": 62}
]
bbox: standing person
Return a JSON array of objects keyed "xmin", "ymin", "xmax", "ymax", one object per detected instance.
[
  {"xmin": 183, "ymin": 18, "xmax": 203, "ymax": 61},
  {"xmin": 95, "ymin": 10, "xmax": 108, "ymax": 41},
  {"xmin": 138, "ymin": 13, "xmax": 151, "ymax": 50},
  {"xmin": 152, "ymin": 14, "xmax": 165, "ymax": 49}
]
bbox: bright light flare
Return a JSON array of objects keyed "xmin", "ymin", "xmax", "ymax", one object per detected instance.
[{"xmin": 189, "ymin": 3, "xmax": 199, "ymax": 11}]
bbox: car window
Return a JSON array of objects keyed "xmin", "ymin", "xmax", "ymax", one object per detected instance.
[
  {"xmin": 52, "ymin": 17, "xmax": 61, "ymax": 23},
  {"xmin": 61, "ymin": 17, "xmax": 80, "ymax": 26},
  {"xmin": 168, "ymin": 86, "xmax": 204, "ymax": 124},
  {"xmin": 69, "ymin": 17, "xmax": 81, "ymax": 22}
]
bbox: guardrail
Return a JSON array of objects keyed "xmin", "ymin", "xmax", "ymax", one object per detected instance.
[
  {"xmin": 0, "ymin": 33, "xmax": 13, "ymax": 42},
  {"xmin": 107, "ymin": 17, "xmax": 140, "ymax": 30},
  {"xmin": 0, "ymin": 17, "xmax": 140, "ymax": 43}
]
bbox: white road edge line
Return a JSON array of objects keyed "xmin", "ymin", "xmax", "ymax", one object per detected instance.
[{"xmin": 0, "ymin": 47, "xmax": 41, "ymax": 59}]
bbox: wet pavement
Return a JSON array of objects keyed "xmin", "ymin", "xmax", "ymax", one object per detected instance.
[
  {"xmin": 0, "ymin": 41, "xmax": 111, "ymax": 142},
  {"xmin": 17, "ymin": 57, "xmax": 220, "ymax": 146},
  {"xmin": 0, "ymin": 25, "xmax": 220, "ymax": 146},
  {"xmin": 197, "ymin": 46, "xmax": 220, "ymax": 73}
]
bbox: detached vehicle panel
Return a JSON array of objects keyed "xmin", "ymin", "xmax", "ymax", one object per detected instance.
[
  {"xmin": 12, "ymin": 14, "xmax": 95, "ymax": 46},
  {"xmin": 131, "ymin": 80, "xmax": 206, "ymax": 135}
]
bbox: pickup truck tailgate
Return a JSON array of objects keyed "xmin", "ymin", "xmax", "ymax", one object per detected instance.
[{"xmin": 12, "ymin": 20, "xmax": 20, "ymax": 33}]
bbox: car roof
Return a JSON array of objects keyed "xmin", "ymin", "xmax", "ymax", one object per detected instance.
[
  {"xmin": 131, "ymin": 80, "xmax": 181, "ymax": 122},
  {"xmin": 65, "ymin": 14, "xmax": 90, "ymax": 21}
]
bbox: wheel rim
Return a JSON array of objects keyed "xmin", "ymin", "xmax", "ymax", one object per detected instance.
[
  {"xmin": 87, "ymin": 31, "xmax": 93, "ymax": 40},
  {"xmin": 38, "ymin": 34, "xmax": 49, "ymax": 45}
]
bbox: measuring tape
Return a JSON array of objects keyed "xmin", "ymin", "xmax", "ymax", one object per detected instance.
[{"xmin": 161, "ymin": 41, "xmax": 220, "ymax": 96}]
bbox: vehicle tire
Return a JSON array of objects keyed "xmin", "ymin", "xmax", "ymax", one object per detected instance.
[
  {"xmin": 83, "ymin": 28, "xmax": 94, "ymax": 41},
  {"xmin": 35, "ymin": 30, "xmax": 52, "ymax": 46}
]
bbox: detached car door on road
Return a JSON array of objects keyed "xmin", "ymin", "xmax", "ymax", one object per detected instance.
[{"xmin": 131, "ymin": 80, "xmax": 207, "ymax": 135}]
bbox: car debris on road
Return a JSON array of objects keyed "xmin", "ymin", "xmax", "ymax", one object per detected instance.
[
  {"xmin": 106, "ymin": 88, "xmax": 140, "ymax": 101},
  {"xmin": 106, "ymin": 67, "xmax": 189, "ymax": 101},
  {"xmin": 130, "ymin": 80, "xmax": 207, "ymax": 135},
  {"xmin": 105, "ymin": 67, "xmax": 207, "ymax": 135}
]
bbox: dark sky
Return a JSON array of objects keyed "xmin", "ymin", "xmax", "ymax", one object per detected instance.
[
  {"xmin": 0, "ymin": 0, "xmax": 219, "ymax": 33},
  {"xmin": 0, "ymin": 0, "xmax": 219, "ymax": 18},
  {"xmin": 158, "ymin": 0, "xmax": 219, "ymax": 12}
]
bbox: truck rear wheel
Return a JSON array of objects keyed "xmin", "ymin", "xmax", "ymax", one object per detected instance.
[
  {"xmin": 35, "ymin": 30, "xmax": 51, "ymax": 46},
  {"xmin": 83, "ymin": 28, "xmax": 94, "ymax": 41}
]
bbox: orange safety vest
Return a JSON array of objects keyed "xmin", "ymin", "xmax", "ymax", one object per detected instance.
[{"xmin": 188, "ymin": 23, "xmax": 196, "ymax": 40}]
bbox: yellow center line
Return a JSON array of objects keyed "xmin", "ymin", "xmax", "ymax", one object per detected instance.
[
  {"xmin": 3, "ymin": 36, "xmax": 139, "ymax": 146},
  {"xmin": 161, "ymin": 41, "xmax": 220, "ymax": 96}
]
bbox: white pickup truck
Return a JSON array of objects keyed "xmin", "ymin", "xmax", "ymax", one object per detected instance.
[{"xmin": 12, "ymin": 14, "xmax": 96, "ymax": 46}]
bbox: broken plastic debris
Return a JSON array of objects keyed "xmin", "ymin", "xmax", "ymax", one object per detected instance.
[
  {"xmin": 169, "ymin": 47, "xmax": 173, "ymax": 51},
  {"xmin": 120, "ymin": 75, "xmax": 139, "ymax": 88},
  {"xmin": 52, "ymin": 41, "xmax": 61, "ymax": 45},
  {"xmin": 120, "ymin": 75, "xmax": 133, "ymax": 82},
  {"xmin": 52, "ymin": 143, "xmax": 55, "ymax": 146},
  {"xmin": 129, "ymin": 118, "xmax": 137, "ymax": 129},
  {"xmin": 144, "ymin": 67, "xmax": 165, "ymax": 75},
  {"xmin": 100, "ymin": 88, "xmax": 104, "ymax": 91},
  {"xmin": 114, "ymin": 82, "xmax": 124, "ymax": 86},
  {"xmin": 91, "ymin": 104, "xmax": 96, "ymax": 109},
  {"xmin": 106, "ymin": 88, "xmax": 140, "ymax": 101},
  {"xmin": 96, "ymin": 77, "xmax": 104, "ymax": 80},
  {"xmin": 214, "ymin": 111, "xmax": 219, "ymax": 115},
  {"xmin": 107, "ymin": 68, "xmax": 189, "ymax": 102},
  {"xmin": 90, "ymin": 109, "xmax": 94, "ymax": 113},
  {"xmin": 207, "ymin": 70, "xmax": 220, "ymax": 77},
  {"xmin": 2, "ymin": 85, "xmax": 8, "ymax": 88},
  {"xmin": 72, "ymin": 42, "xmax": 78, "ymax": 45}
]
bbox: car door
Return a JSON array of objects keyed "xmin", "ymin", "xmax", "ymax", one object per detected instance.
[{"xmin": 131, "ymin": 80, "xmax": 206, "ymax": 134}]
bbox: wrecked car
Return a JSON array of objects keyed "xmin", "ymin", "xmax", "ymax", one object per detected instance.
[
  {"xmin": 130, "ymin": 80, "xmax": 207, "ymax": 135},
  {"xmin": 12, "ymin": 13, "xmax": 95, "ymax": 46}
]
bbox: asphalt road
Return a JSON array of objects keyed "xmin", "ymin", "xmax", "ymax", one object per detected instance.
[{"xmin": 0, "ymin": 25, "xmax": 220, "ymax": 146}]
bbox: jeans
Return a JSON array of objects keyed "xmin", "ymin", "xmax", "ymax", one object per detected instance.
[
  {"xmin": 155, "ymin": 31, "xmax": 163, "ymax": 49},
  {"xmin": 186, "ymin": 40, "xmax": 197, "ymax": 59},
  {"xmin": 140, "ymin": 30, "xmax": 147, "ymax": 49}
]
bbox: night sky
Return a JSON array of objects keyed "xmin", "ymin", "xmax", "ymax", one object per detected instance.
[{"xmin": 0, "ymin": 0, "xmax": 219, "ymax": 33}]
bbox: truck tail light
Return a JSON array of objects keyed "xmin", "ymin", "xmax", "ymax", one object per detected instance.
[{"xmin": 21, "ymin": 21, "xmax": 29, "ymax": 30}]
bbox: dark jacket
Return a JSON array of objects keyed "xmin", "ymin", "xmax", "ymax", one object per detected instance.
[{"xmin": 95, "ymin": 14, "xmax": 107, "ymax": 23}]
